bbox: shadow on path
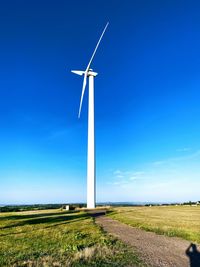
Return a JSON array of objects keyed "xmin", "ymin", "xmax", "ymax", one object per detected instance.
[
  {"xmin": 87, "ymin": 209, "xmax": 113, "ymax": 218},
  {"xmin": 186, "ymin": 243, "xmax": 200, "ymax": 267}
]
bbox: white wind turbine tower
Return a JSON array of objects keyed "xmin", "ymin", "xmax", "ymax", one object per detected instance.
[{"xmin": 71, "ymin": 22, "xmax": 109, "ymax": 209}]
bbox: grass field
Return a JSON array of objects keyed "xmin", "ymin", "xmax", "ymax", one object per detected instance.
[
  {"xmin": 0, "ymin": 209, "xmax": 144, "ymax": 267},
  {"xmin": 109, "ymin": 206, "xmax": 200, "ymax": 244}
]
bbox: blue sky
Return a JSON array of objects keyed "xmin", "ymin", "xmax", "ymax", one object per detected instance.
[{"xmin": 0, "ymin": 0, "xmax": 200, "ymax": 204}]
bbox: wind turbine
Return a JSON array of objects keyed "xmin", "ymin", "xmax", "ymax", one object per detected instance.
[{"xmin": 71, "ymin": 22, "xmax": 109, "ymax": 209}]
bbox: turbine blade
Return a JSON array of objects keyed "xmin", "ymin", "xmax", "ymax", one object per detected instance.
[
  {"xmin": 85, "ymin": 22, "xmax": 109, "ymax": 72},
  {"xmin": 71, "ymin": 70, "xmax": 85, "ymax": 76},
  {"xmin": 78, "ymin": 72, "xmax": 87, "ymax": 118}
]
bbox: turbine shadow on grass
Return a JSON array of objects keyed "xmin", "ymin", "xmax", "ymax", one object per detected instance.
[
  {"xmin": 0, "ymin": 212, "xmax": 89, "ymax": 230},
  {"xmin": 0, "ymin": 210, "xmax": 78, "ymax": 221},
  {"xmin": 0, "ymin": 217, "xmax": 87, "ymax": 237}
]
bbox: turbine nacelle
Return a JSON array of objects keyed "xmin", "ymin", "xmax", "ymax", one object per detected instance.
[
  {"xmin": 71, "ymin": 70, "xmax": 98, "ymax": 77},
  {"xmin": 88, "ymin": 69, "xmax": 98, "ymax": 77}
]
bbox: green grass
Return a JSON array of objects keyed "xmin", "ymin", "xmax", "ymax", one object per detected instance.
[
  {"xmin": 109, "ymin": 206, "xmax": 200, "ymax": 243},
  {"xmin": 0, "ymin": 209, "xmax": 144, "ymax": 267}
]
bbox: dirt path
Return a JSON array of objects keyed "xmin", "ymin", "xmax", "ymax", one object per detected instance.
[{"xmin": 94, "ymin": 214, "xmax": 200, "ymax": 267}]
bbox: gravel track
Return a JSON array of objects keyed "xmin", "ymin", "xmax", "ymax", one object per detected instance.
[{"xmin": 94, "ymin": 214, "xmax": 200, "ymax": 267}]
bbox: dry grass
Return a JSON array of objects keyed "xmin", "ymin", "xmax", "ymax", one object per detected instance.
[
  {"xmin": 109, "ymin": 205, "xmax": 200, "ymax": 243},
  {"xmin": 74, "ymin": 245, "xmax": 111, "ymax": 262}
]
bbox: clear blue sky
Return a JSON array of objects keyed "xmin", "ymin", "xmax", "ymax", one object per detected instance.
[{"xmin": 0, "ymin": 0, "xmax": 200, "ymax": 204}]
